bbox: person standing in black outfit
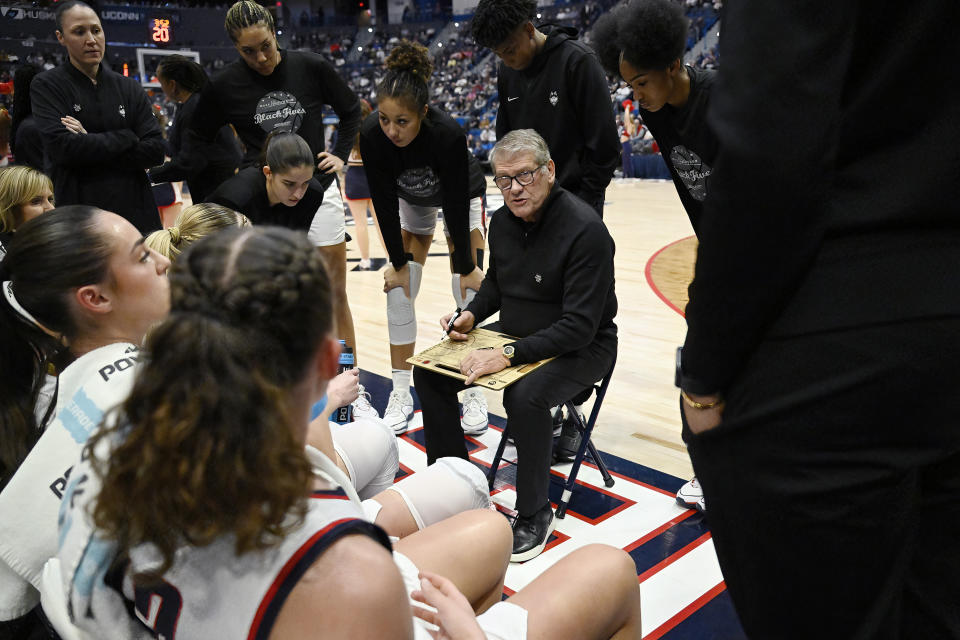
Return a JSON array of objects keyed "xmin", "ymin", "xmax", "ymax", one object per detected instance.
[
  {"xmin": 9, "ymin": 65, "xmax": 44, "ymax": 171},
  {"xmin": 591, "ymin": 0, "xmax": 716, "ymax": 236},
  {"xmin": 591, "ymin": 0, "xmax": 719, "ymax": 512},
  {"xmin": 471, "ymin": 0, "xmax": 619, "ymax": 216},
  {"xmin": 359, "ymin": 41, "xmax": 488, "ymax": 435},
  {"xmin": 30, "ymin": 1, "xmax": 164, "ymax": 234},
  {"xmin": 415, "ymin": 129, "xmax": 617, "ymax": 562},
  {"xmin": 188, "ymin": 0, "xmax": 363, "ymax": 363},
  {"xmin": 678, "ymin": 0, "xmax": 960, "ymax": 637},
  {"xmin": 147, "ymin": 55, "xmax": 240, "ymax": 203}
]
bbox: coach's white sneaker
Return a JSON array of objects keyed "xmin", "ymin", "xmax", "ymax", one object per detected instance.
[
  {"xmin": 460, "ymin": 388, "xmax": 489, "ymax": 435},
  {"xmin": 676, "ymin": 477, "xmax": 705, "ymax": 511},
  {"xmin": 351, "ymin": 384, "xmax": 380, "ymax": 420},
  {"xmin": 383, "ymin": 390, "xmax": 414, "ymax": 434}
]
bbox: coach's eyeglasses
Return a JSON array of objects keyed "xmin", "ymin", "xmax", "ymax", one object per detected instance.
[{"xmin": 493, "ymin": 165, "xmax": 546, "ymax": 191}]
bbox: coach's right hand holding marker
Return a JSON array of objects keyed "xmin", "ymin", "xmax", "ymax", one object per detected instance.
[{"xmin": 440, "ymin": 310, "xmax": 474, "ymax": 341}]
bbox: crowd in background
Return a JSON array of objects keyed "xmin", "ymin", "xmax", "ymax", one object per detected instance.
[{"xmin": 0, "ymin": 0, "xmax": 720, "ymax": 169}]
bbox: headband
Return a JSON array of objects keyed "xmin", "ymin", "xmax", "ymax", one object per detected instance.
[{"xmin": 3, "ymin": 280, "xmax": 45, "ymax": 329}]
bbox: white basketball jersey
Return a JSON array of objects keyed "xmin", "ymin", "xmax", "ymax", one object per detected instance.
[{"xmin": 125, "ymin": 489, "xmax": 389, "ymax": 639}]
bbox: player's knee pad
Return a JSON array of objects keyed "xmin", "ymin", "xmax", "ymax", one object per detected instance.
[
  {"xmin": 386, "ymin": 456, "xmax": 492, "ymax": 530},
  {"xmin": 331, "ymin": 418, "xmax": 399, "ymax": 500},
  {"xmin": 386, "ymin": 261, "xmax": 423, "ymax": 345},
  {"xmin": 451, "ymin": 273, "xmax": 478, "ymax": 309}
]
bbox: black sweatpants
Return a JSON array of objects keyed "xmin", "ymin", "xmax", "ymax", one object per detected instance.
[
  {"xmin": 685, "ymin": 316, "xmax": 960, "ymax": 639},
  {"xmin": 415, "ymin": 334, "xmax": 615, "ymax": 517}
]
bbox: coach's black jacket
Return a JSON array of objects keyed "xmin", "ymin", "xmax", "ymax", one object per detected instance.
[
  {"xmin": 495, "ymin": 26, "xmax": 619, "ymax": 212},
  {"xmin": 465, "ymin": 186, "xmax": 617, "ymax": 365}
]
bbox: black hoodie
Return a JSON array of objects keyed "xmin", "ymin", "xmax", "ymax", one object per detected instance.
[{"xmin": 494, "ymin": 25, "xmax": 619, "ymax": 214}]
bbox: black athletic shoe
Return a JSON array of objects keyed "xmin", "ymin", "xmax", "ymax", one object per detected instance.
[
  {"xmin": 553, "ymin": 410, "xmax": 584, "ymax": 463},
  {"xmin": 510, "ymin": 503, "xmax": 555, "ymax": 562}
]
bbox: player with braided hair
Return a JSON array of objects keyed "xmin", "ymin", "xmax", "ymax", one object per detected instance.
[
  {"xmin": 56, "ymin": 226, "xmax": 642, "ymax": 640},
  {"xmin": 360, "ymin": 40, "xmax": 488, "ymax": 435}
]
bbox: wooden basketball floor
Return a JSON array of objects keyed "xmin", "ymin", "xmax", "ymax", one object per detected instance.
[{"xmin": 344, "ymin": 177, "xmax": 697, "ymax": 481}]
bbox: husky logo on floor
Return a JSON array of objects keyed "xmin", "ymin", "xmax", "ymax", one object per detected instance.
[
  {"xmin": 255, "ymin": 90, "xmax": 307, "ymax": 133},
  {"xmin": 670, "ymin": 145, "xmax": 712, "ymax": 202},
  {"xmin": 549, "ymin": 91, "xmax": 559, "ymax": 107}
]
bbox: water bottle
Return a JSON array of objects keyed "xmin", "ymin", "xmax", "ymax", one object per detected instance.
[{"xmin": 335, "ymin": 341, "xmax": 354, "ymax": 424}]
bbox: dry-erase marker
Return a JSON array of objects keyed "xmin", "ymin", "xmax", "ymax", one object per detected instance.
[{"xmin": 445, "ymin": 307, "xmax": 462, "ymax": 335}]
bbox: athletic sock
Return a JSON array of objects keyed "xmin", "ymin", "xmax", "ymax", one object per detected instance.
[{"xmin": 392, "ymin": 369, "xmax": 412, "ymax": 396}]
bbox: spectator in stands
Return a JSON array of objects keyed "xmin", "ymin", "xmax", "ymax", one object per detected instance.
[
  {"xmin": 147, "ymin": 55, "xmax": 241, "ymax": 203},
  {"xmin": 0, "ymin": 165, "xmax": 54, "ymax": 259},
  {"xmin": 360, "ymin": 41, "xmax": 488, "ymax": 436},
  {"xmin": 30, "ymin": 1, "xmax": 165, "ymax": 233},
  {"xmin": 191, "ymin": 0, "xmax": 364, "ymax": 371},
  {"xmin": 56, "ymin": 225, "xmax": 642, "ymax": 640},
  {"xmin": 471, "ymin": 0, "xmax": 619, "ymax": 218},
  {"xmin": 9, "ymin": 64, "xmax": 43, "ymax": 170}
]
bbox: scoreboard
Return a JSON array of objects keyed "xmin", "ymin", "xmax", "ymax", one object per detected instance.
[{"xmin": 149, "ymin": 16, "xmax": 174, "ymax": 46}]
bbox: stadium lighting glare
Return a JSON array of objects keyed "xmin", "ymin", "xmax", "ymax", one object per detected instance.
[
  {"xmin": 438, "ymin": 42, "xmax": 442, "ymax": 47},
  {"xmin": 358, "ymin": 46, "xmax": 363, "ymax": 51},
  {"xmin": 454, "ymin": 22, "xmax": 459, "ymax": 27},
  {"xmin": 368, "ymin": 27, "xmax": 373, "ymax": 32},
  {"xmin": 536, "ymin": 13, "xmax": 541, "ymax": 19}
]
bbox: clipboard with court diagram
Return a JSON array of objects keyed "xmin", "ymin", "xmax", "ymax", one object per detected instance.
[{"xmin": 407, "ymin": 328, "xmax": 555, "ymax": 390}]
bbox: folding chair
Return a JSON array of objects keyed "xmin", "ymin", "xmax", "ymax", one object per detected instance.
[{"xmin": 486, "ymin": 357, "xmax": 616, "ymax": 519}]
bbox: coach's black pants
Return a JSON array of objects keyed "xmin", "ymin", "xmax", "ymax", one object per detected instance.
[
  {"xmin": 685, "ymin": 317, "xmax": 960, "ymax": 639},
  {"xmin": 416, "ymin": 335, "xmax": 615, "ymax": 517}
]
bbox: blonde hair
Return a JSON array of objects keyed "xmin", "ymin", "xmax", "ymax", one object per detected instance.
[
  {"xmin": 0, "ymin": 166, "xmax": 54, "ymax": 233},
  {"xmin": 145, "ymin": 203, "xmax": 250, "ymax": 260}
]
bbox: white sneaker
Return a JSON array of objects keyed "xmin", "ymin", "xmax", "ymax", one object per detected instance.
[
  {"xmin": 676, "ymin": 477, "xmax": 704, "ymax": 510},
  {"xmin": 383, "ymin": 390, "xmax": 414, "ymax": 434},
  {"xmin": 351, "ymin": 384, "xmax": 379, "ymax": 420},
  {"xmin": 460, "ymin": 388, "xmax": 489, "ymax": 435}
]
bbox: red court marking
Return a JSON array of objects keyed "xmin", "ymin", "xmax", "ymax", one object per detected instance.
[
  {"xmin": 643, "ymin": 581, "xmax": 727, "ymax": 640},
  {"xmin": 644, "ymin": 235, "xmax": 695, "ymax": 318},
  {"xmin": 623, "ymin": 510, "xmax": 698, "ymax": 554},
  {"xmin": 636, "ymin": 531, "xmax": 712, "ymax": 584}
]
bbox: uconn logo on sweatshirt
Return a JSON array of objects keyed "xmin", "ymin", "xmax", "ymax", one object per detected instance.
[{"xmin": 255, "ymin": 90, "xmax": 307, "ymax": 133}]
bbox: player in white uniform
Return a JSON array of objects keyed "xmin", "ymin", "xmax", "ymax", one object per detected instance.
[
  {"xmin": 0, "ymin": 208, "xmax": 489, "ymax": 634},
  {"xmin": 55, "ymin": 227, "xmax": 642, "ymax": 639}
]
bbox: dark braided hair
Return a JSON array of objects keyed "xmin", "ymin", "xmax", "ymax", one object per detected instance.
[
  {"xmin": 470, "ymin": 0, "xmax": 537, "ymax": 49},
  {"xmin": 377, "ymin": 40, "xmax": 433, "ymax": 113},
  {"xmin": 224, "ymin": 0, "xmax": 275, "ymax": 42},
  {"xmin": 89, "ymin": 227, "xmax": 333, "ymax": 580},
  {"xmin": 156, "ymin": 54, "xmax": 208, "ymax": 95}
]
